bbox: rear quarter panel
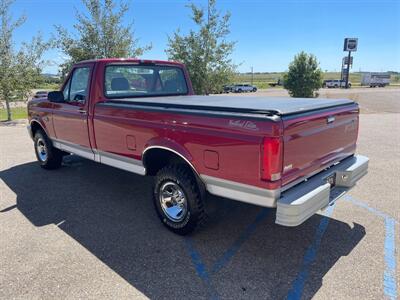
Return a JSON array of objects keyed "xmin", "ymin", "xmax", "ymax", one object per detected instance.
[{"xmin": 92, "ymin": 104, "xmax": 282, "ymax": 190}]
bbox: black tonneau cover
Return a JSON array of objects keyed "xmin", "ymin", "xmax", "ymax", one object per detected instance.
[{"xmin": 107, "ymin": 95, "xmax": 355, "ymax": 116}]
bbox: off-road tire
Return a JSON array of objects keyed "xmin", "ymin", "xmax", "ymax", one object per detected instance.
[
  {"xmin": 153, "ymin": 164, "xmax": 206, "ymax": 235},
  {"xmin": 34, "ymin": 130, "xmax": 63, "ymax": 169}
]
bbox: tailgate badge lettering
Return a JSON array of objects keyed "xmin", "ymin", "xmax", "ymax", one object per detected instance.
[
  {"xmin": 283, "ymin": 164, "xmax": 293, "ymax": 172},
  {"xmin": 229, "ymin": 120, "xmax": 259, "ymax": 131},
  {"xmin": 327, "ymin": 116, "xmax": 335, "ymax": 123}
]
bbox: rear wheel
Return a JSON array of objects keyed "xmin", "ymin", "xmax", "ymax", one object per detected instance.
[
  {"xmin": 34, "ymin": 130, "xmax": 63, "ymax": 169},
  {"xmin": 153, "ymin": 164, "xmax": 205, "ymax": 235}
]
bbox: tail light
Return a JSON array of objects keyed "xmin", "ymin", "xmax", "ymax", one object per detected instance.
[{"xmin": 261, "ymin": 137, "xmax": 283, "ymax": 181}]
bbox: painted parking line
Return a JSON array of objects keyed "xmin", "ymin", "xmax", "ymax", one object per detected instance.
[
  {"xmin": 184, "ymin": 208, "xmax": 269, "ymax": 299},
  {"xmin": 344, "ymin": 195, "xmax": 397, "ymax": 300},
  {"xmin": 384, "ymin": 218, "xmax": 397, "ymax": 300},
  {"xmin": 186, "ymin": 195, "xmax": 397, "ymax": 300},
  {"xmin": 286, "ymin": 205, "xmax": 335, "ymax": 300},
  {"xmin": 185, "ymin": 238, "xmax": 218, "ymax": 299},
  {"xmin": 211, "ymin": 208, "xmax": 269, "ymax": 274},
  {"xmin": 344, "ymin": 194, "xmax": 397, "ymax": 221}
]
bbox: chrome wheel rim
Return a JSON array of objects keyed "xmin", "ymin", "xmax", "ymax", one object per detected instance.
[
  {"xmin": 36, "ymin": 138, "xmax": 48, "ymax": 162},
  {"xmin": 159, "ymin": 181, "xmax": 187, "ymax": 222}
]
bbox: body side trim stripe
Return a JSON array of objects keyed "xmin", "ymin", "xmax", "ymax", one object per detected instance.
[
  {"xmin": 97, "ymin": 150, "xmax": 145, "ymax": 175},
  {"xmin": 201, "ymin": 175, "xmax": 279, "ymax": 208},
  {"xmin": 52, "ymin": 138, "xmax": 95, "ymax": 161},
  {"xmin": 51, "ymin": 138, "xmax": 145, "ymax": 175}
]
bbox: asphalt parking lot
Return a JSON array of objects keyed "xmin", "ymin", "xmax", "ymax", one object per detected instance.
[{"xmin": 0, "ymin": 88, "xmax": 399, "ymax": 299}]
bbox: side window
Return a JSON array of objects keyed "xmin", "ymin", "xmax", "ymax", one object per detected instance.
[
  {"xmin": 62, "ymin": 79, "xmax": 71, "ymax": 100},
  {"xmin": 66, "ymin": 67, "xmax": 90, "ymax": 103}
]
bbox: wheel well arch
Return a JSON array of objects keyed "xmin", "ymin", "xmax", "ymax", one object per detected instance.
[
  {"xmin": 30, "ymin": 120, "xmax": 46, "ymax": 137},
  {"xmin": 143, "ymin": 147, "xmax": 199, "ymax": 176},
  {"xmin": 142, "ymin": 146, "xmax": 206, "ymax": 195}
]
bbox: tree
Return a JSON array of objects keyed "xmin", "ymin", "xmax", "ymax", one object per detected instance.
[
  {"xmin": 283, "ymin": 51, "xmax": 323, "ymax": 98},
  {"xmin": 0, "ymin": 0, "xmax": 48, "ymax": 121},
  {"xmin": 166, "ymin": 0, "xmax": 236, "ymax": 95},
  {"xmin": 56, "ymin": 0, "xmax": 150, "ymax": 78}
]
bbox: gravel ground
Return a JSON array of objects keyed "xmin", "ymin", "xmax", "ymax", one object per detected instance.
[{"xmin": 0, "ymin": 89, "xmax": 399, "ymax": 299}]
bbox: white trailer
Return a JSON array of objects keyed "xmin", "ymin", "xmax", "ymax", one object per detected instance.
[{"xmin": 361, "ymin": 72, "xmax": 390, "ymax": 87}]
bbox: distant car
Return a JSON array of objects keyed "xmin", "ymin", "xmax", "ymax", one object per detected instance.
[
  {"xmin": 33, "ymin": 91, "xmax": 48, "ymax": 98},
  {"xmin": 323, "ymin": 80, "xmax": 351, "ymax": 88},
  {"xmin": 232, "ymin": 84, "xmax": 257, "ymax": 93},
  {"xmin": 223, "ymin": 85, "xmax": 233, "ymax": 93},
  {"xmin": 269, "ymin": 79, "xmax": 284, "ymax": 87}
]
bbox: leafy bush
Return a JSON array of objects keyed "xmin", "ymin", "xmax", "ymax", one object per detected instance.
[{"xmin": 283, "ymin": 52, "xmax": 323, "ymax": 98}]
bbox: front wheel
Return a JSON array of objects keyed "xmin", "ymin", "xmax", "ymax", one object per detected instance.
[
  {"xmin": 34, "ymin": 130, "xmax": 63, "ymax": 169},
  {"xmin": 153, "ymin": 164, "xmax": 206, "ymax": 235}
]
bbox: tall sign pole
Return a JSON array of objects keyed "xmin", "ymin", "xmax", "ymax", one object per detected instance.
[
  {"xmin": 345, "ymin": 50, "xmax": 351, "ymax": 88},
  {"xmin": 340, "ymin": 58, "xmax": 344, "ymax": 81},
  {"xmin": 343, "ymin": 38, "xmax": 358, "ymax": 89}
]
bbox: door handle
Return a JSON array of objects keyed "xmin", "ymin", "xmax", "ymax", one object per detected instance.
[{"xmin": 78, "ymin": 109, "xmax": 87, "ymax": 114}]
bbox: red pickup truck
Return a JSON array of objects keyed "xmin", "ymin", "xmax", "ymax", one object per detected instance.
[{"xmin": 27, "ymin": 58, "xmax": 368, "ymax": 235}]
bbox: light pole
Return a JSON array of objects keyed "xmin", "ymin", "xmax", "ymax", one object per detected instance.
[
  {"xmin": 345, "ymin": 50, "xmax": 351, "ymax": 89},
  {"xmin": 205, "ymin": 0, "xmax": 210, "ymax": 94}
]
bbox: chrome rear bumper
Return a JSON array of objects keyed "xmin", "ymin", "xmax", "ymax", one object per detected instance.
[{"xmin": 276, "ymin": 155, "xmax": 369, "ymax": 227}]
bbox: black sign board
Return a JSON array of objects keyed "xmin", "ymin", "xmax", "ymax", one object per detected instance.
[
  {"xmin": 344, "ymin": 38, "xmax": 358, "ymax": 52},
  {"xmin": 343, "ymin": 56, "xmax": 353, "ymax": 66}
]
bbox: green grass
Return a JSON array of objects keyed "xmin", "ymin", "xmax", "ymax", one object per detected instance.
[
  {"xmin": 0, "ymin": 106, "xmax": 28, "ymax": 121},
  {"xmin": 34, "ymin": 83, "xmax": 60, "ymax": 90}
]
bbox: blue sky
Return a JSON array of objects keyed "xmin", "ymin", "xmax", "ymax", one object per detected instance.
[{"xmin": 10, "ymin": 0, "xmax": 400, "ymax": 74}]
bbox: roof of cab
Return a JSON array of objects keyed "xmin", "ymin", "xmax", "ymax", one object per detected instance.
[{"xmin": 74, "ymin": 58, "xmax": 185, "ymax": 66}]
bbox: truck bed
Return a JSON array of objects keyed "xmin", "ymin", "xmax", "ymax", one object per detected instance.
[{"xmin": 104, "ymin": 95, "xmax": 355, "ymax": 116}]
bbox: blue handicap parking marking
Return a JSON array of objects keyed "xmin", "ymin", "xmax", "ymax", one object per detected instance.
[
  {"xmin": 185, "ymin": 238, "xmax": 218, "ymax": 299},
  {"xmin": 384, "ymin": 217, "xmax": 397, "ymax": 300},
  {"xmin": 286, "ymin": 205, "xmax": 335, "ymax": 300},
  {"xmin": 344, "ymin": 195, "xmax": 398, "ymax": 300},
  {"xmin": 185, "ymin": 196, "xmax": 397, "ymax": 300},
  {"xmin": 184, "ymin": 208, "xmax": 270, "ymax": 299},
  {"xmin": 211, "ymin": 208, "xmax": 269, "ymax": 274}
]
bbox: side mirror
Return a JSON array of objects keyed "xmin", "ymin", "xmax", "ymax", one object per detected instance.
[{"xmin": 48, "ymin": 91, "xmax": 65, "ymax": 103}]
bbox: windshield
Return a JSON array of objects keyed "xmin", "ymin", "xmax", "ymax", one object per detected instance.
[{"xmin": 104, "ymin": 65, "xmax": 188, "ymax": 98}]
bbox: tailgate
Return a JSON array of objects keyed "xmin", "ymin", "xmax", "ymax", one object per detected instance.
[{"xmin": 281, "ymin": 104, "xmax": 359, "ymax": 187}]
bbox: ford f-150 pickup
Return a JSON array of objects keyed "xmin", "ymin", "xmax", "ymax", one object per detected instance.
[{"xmin": 27, "ymin": 58, "xmax": 369, "ymax": 235}]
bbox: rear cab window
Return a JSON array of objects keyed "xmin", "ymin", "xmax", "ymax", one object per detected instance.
[{"xmin": 104, "ymin": 65, "xmax": 188, "ymax": 98}]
